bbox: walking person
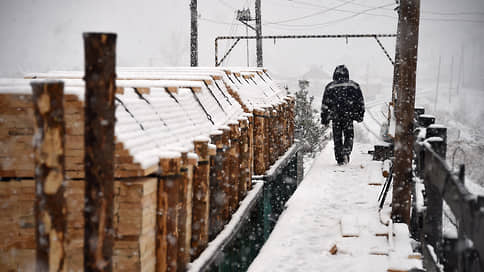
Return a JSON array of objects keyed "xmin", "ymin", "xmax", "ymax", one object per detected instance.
[{"xmin": 321, "ymin": 65, "xmax": 365, "ymax": 165}]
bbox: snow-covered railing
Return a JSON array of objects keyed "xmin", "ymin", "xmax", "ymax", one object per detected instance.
[{"xmin": 412, "ymin": 109, "xmax": 484, "ymax": 272}]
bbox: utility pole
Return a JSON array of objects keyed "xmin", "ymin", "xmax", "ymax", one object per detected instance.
[
  {"xmin": 449, "ymin": 56, "xmax": 454, "ymax": 104},
  {"xmin": 391, "ymin": 0, "xmax": 421, "ymax": 224},
  {"xmin": 434, "ymin": 56, "xmax": 441, "ymax": 113},
  {"xmin": 456, "ymin": 45, "xmax": 464, "ymax": 95},
  {"xmin": 190, "ymin": 0, "xmax": 198, "ymax": 67},
  {"xmin": 255, "ymin": 0, "xmax": 263, "ymax": 67}
]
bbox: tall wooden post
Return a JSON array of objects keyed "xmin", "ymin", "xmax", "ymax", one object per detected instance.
[
  {"xmin": 32, "ymin": 81, "xmax": 67, "ymax": 272},
  {"xmin": 190, "ymin": 0, "xmax": 198, "ymax": 67},
  {"xmin": 228, "ymin": 123, "xmax": 241, "ymax": 213},
  {"xmin": 239, "ymin": 119, "xmax": 250, "ymax": 200},
  {"xmin": 391, "ymin": 0, "xmax": 421, "ymax": 224},
  {"xmin": 209, "ymin": 133, "xmax": 224, "ymax": 240},
  {"xmin": 255, "ymin": 0, "xmax": 263, "ymax": 67},
  {"xmin": 422, "ymin": 126, "xmax": 447, "ymax": 259},
  {"xmin": 158, "ymin": 157, "xmax": 182, "ymax": 272},
  {"xmin": 191, "ymin": 140, "xmax": 210, "ymax": 259},
  {"xmin": 253, "ymin": 109, "xmax": 267, "ymax": 175},
  {"xmin": 221, "ymin": 128, "xmax": 231, "ymax": 222},
  {"xmin": 83, "ymin": 32, "xmax": 116, "ymax": 271}
]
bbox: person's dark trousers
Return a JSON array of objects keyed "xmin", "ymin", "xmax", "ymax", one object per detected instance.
[{"xmin": 332, "ymin": 119, "xmax": 354, "ymax": 164}]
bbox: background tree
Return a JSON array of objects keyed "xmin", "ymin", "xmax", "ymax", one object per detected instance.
[{"xmin": 294, "ymin": 80, "xmax": 326, "ymax": 157}]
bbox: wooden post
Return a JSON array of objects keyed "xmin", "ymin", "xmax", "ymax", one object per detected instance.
[
  {"xmin": 282, "ymin": 101, "xmax": 289, "ymax": 151},
  {"xmin": 238, "ymin": 119, "xmax": 250, "ymax": 200},
  {"xmin": 177, "ymin": 152, "xmax": 194, "ymax": 271},
  {"xmin": 423, "ymin": 129, "xmax": 446, "ymax": 260},
  {"xmin": 221, "ymin": 128, "xmax": 231, "ymax": 222},
  {"xmin": 267, "ymin": 107, "xmax": 276, "ymax": 165},
  {"xmin": 83, "ymin": 32, "xmax": 116, "ymax": 271},
  {"xmin": 191, "ymin": 140, "xmax": 210, "ymax": 259},
  {"xmin": 247, "ymin": 115, "xmax": 254, "ymax": 189},
  {"xmin": 32, "ymin": 81, "xmax": 67, "ymax": 272},
  {"xmin": 158, "ymin": 157, "xmax": 182, "ymax": 272},
  {"xmin": 253, "ymin": 109, "xmax": 266, "ymax": 175},
  {"xmin": 209, "ymin": 133, "xmax": 224, "ymax": 240},
  {"xmin": 228, "ymin": 123, "xmax": 241, "ymax": 213},
  {"xmin": 264, "ymin": 107, "xmax": 273, "ymax": 168},
  {"xmin": 418, "ymin": 114, "xmax": 435, "ymax": 128},
  {"xmin": 288, "ymin": 98, "xmax": 295, "ymax": 146},
  {"xmin": 277, "ymin": 104, "xmax": 284, "ymax": 155},
  {"xmin": 391, "ymin": 0, "xmax": 421, "ymax": 224}
]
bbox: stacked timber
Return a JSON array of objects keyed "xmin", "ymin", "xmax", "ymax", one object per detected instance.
[
  {"xmin": 0, "ymin": 66, "xmax": 294, "ymax": 272},
  {"xmin": 64, "ymin": 179, "xmax": 85, "ymax": 270},
  {"xmin": 113, "ymin": 178, "xmax": 157, "ymax": 272},
  {"xmin": 0, "ymin": 179, "xmax": 84, "ymax": 271},
  {"xmin": 0, "ymin": 86, "xmax": 85, "ymax": 179},
  {"xmin": 0, "ymin": 179, "xmax": 35, "ymax": 271}
]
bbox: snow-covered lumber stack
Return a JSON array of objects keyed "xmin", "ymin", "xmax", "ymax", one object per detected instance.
[{"xmin": 0, "ymin": 66, "xmax": 294, "ymax": 272}]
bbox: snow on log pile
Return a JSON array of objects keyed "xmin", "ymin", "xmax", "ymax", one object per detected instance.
[{"xmin": 0, "ymin": 67, "xmax": 294, "ymax": 272}]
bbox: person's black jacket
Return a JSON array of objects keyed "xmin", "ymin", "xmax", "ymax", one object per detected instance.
[{"xmin": 321, "ymin": 65, "xmax": 365, "ymax": 125}]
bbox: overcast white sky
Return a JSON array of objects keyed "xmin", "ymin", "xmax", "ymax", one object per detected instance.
[{"xmin": 1, "ymin": 0, "xmax": 483, "ymax": 86}]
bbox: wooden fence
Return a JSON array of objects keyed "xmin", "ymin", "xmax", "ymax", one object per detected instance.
[{"xmin": 412, "ymin": 109, "xmax": 484, "ymax": 272}]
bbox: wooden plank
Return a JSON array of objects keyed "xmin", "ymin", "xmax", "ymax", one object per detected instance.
[
  {"xmin": 166, "ymin": 87, "xmax": 178, "ymax": 93},
  {"xmin": 340, "ymin": 216, "xmax": 360, "ymax": 237}
]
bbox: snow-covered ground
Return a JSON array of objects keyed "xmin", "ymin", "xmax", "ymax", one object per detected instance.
[{"xmin": 248, "ymin": 142, "xmax": 421, "ymax": 272}]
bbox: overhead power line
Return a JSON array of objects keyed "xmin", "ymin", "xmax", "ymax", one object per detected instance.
[{"xmin": 264, "ymin": 0, "xmax": 357, "ymax": 24}]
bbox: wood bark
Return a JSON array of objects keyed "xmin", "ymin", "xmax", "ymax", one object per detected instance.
[
  {"xmin": 247, "ymin": 115, "xmax": 254, "ymax": 190},
  {"xmin": 82, "ymin": 32, "xmax": 116, "ymax": 272},
  {"xmin": 238, "ymin": 119, "xmax": 250, "ymax": 200},
  {"xmin": 158, "ymin": 157, "xmax": 182, "ymax": 272},
  {"xmin": 208, "ymin": 134, "xmax": 224, "ymax": 240},
  {"xmin": 177, "ymin": 153, "xmax": 193, "ymax": 271},
  {"xmin": 228, "ymin": 123, "xmax": 240, "ymax": 214},
  {"xmin": 221, "ymin": 129, "xmax": 231, "ymax": 223},
  {"xmin": 191, "ymin": 140, "xmax": 210, "ymax": 259},
  {"xmin": 32, "ymin": 81, "xmax": 67, "ymax": 272},
  {"xmin": 391, "ymin": 0, "xmax": 421, "ymax": 224},
  {"xmin": 253, "ymin": 109, "xmax": 267, "ymax": 175}
]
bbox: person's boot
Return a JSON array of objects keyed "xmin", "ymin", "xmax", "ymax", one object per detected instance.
[{"xmin": 343, "ymin": 154, "xmax": 350, "ymax": 165}]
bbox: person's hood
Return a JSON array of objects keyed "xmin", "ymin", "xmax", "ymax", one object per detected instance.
[{"xmin": 333, "ymin": 65, "xmax": 349, "ymax": 81}]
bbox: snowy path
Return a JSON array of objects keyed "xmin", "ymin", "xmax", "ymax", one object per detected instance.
[{"xmin": 248, "ymin": 143, "xmax": 421, "ymax": 272}]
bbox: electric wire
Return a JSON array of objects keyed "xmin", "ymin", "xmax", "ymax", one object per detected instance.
[{"xmin": 264, "ymin": 0, "xmax": 357, "ymax": 25}]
